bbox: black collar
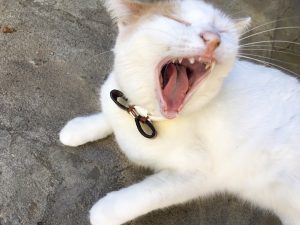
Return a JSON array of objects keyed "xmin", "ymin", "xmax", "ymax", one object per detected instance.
[{"xmin": 110, "ymin": 89, "xmax": 157, "ymax": 139}]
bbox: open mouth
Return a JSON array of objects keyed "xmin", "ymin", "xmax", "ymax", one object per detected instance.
[{"xmin": 158, "ymin": 56, "xmax": 215, "ymax": 119}]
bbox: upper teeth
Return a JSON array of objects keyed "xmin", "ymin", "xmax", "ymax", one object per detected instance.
[
  {"xmin": 189, "ymin": 58, "xmax": 195, "ymax": 64},
  {"xmin": 170, "ymin": 57, "xmax": 215, "ymax": 71},
  {"xmin": 211, "ymin": 62, "xmax": 215, "ymax": 70},
  {"xmin": 205, "ymin": 63, "xmax": 210, "ymax": 70}
]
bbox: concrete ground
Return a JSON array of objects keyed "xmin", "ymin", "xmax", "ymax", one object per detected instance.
[{"xmin": 0, "ymin": 0, "xmax": 299, "ymax": 225}]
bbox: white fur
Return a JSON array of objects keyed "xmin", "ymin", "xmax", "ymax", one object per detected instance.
[{"xmin": 60, "ymin": 0, "xmax": 300, "ymax": 224}]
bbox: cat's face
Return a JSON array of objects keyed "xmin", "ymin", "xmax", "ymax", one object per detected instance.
[{"xmin": 106, "ymin": 0, "xmax": 250, "ymax": 119}]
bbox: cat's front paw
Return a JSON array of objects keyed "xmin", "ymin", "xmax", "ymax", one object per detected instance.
[
  {"xmin": 89, "ymin": 210, "xmax": 111, "ymax": 225},
  {"xmin": 60, "ymin": 114, "xmax": 112, "ymax": 147},
  {"xmin": 89, "ymin": 196, "xmax": 121, "ymax": 225},
  {"xmin": 59, "ymin": 117, "xmax": 90, "ymax": 147},
  {"xmin": 90, "ymin": 210, "xmax": 115, "ymax": 225}
]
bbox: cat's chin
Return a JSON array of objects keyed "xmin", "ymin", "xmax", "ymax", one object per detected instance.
[{"xmin": 157, "ymin": 56, "xmax": 215, "ymax": 119}]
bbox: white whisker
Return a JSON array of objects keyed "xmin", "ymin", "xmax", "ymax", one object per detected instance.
[
  {"xmin": 239, "ymin": 53, "xmax": 299, "ymax": 66},
  {"xmin": 240, "ymin": 27, "xmax": 300, "ymax": 41},
  {"xmin": 241, "ymin": 44, "xmax": 286, "ymax": 49},
  {"xmin": 240, "ymin": 44, "xmax": 300, "ymax": 53},
  {"xmin": 237, "ymin": 55, "xmax": 299, "ymax": 76},
  {"xmin": 239, "ymin": 48, "xmax": 300, "ymax": 57},
  {"xmin": 240, "ymin": 40, "xmax": 300, "ymax": 47},
  {"xmin": 241, "ymin": 15, "xmax": 300, "ymax": 36}
]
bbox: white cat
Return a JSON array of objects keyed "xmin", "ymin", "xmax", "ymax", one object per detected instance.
[{"xmin": 59, "ymin": 0, "xmax": 300, "ymax": 224}]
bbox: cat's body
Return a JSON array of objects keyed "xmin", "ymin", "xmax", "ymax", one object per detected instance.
[{"xmin": 59, "ymin": 0, "xmax": 300, "ymax": 225}]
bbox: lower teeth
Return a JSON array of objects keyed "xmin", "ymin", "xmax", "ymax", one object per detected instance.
[{"xmin": 205, "ymin": 64, "xmax": 210, "ymax": 70}]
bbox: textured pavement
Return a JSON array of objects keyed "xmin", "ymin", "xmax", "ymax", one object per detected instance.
[{"xmin": 0, "ymin": 0, "xmax": 299, "ymax": 225}]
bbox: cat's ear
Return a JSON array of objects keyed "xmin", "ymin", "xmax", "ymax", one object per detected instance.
[
  {"xmin": 103, "ymin": 0, "xmax": 147, "ymax": 27},
  {"xmin": 234, "ymin": 17, "xmax": 251, "ymax": 34}
]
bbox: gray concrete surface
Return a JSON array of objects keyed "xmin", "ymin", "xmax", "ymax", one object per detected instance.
[{"xmin": 0, "ymin": 0, "xmax": 299, "ymax": 225}]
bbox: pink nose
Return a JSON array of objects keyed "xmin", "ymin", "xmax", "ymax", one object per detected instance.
[{"xmin": 200, "ymin": 31, "xmax": 221, "ymax": 53}]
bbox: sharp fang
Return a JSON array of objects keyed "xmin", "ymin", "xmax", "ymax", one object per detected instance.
[
  {"xmin": 172, "ymin": 59, "xmax": 176, "ymax": 63},
  {"xmin": 205, "ymin": 63, "xmax": 211, "ymax": 70},
  {"xmin": 178, "ymin": 58, "xmax": 183, "ymax": 63},
  {"xmin": 211, "ymin": 62, "xmax": 215, "ymax": 70},
  {"xmin": 189, "ymin": 58, "xmax": 195, "ymax": 64}
]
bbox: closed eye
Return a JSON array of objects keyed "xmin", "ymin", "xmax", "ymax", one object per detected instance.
[
  {"xmin": 218, "ymin": 29, "xmax": 227, "ymax": 33},
  {"xmin": 164, "ymin": 15, "xmax": 191, "ymax": 27}
]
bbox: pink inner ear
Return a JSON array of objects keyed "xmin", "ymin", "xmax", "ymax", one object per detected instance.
[
  {"xmin": 104, "ymin": 0, "xmax": 147, "ymax": 23},
  {"xmin": 235, "ymin": 17, "xmax": 251, "ymax": 34}
]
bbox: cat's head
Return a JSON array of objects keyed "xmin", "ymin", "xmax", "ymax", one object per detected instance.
[{"xmin": 105, "ymin": 0, "xmax": 250, "ymax": 119}]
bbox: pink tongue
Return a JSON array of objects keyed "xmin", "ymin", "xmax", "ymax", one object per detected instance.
[{"xmin": 162, "ymin": 64, "xmax": 189, "ymax": 114}]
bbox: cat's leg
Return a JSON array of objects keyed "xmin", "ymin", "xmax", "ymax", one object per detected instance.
[
  {"xmin": 277, "ymin": 207, "xmax": 300, "ymax": 225},
  {"xmin": 279, "ymin": 214, "xmax": 300, "ymax": 225},
  {"xmin": 90, "ymin": 170, "xmax": 211, "ymax": 225},
  {"xmin": 266, "ymin": 186, "xmax": 300, "ymax": 225},
  {"xmin": 60, "ymin": 113, "xmax": 112, "ymax": 147}
]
